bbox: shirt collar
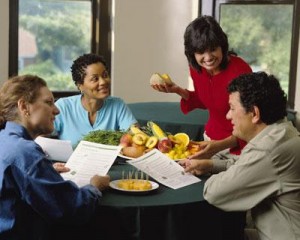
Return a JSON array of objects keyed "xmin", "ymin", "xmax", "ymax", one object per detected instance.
[{"xmin": 5, "ymin": 121, "xmax": 33, "ymax": 141}]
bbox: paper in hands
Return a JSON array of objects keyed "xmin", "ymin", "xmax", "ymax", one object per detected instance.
[
  {"xmin": 35, "ymin": 136, "xmax": 73, "ymax": 162},
  {"xmin": 127, "ymin": 149, "xmax": 200, "ymax": 189},
  {"xmin": 61, "ymin": 141, "xmax": 122, "ymax": 187}
]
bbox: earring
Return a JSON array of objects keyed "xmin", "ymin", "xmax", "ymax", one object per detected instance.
[{"xmin": 25, "ymin": 111, "xmax": 30, "ymax": 117}]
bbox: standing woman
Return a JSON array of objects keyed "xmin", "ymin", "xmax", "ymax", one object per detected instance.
[
  {"xmin": 0, "ymin": 75, "xmax": 110, "ymax": 239},
  {"xmin": 54, "ymin": 53, "xmax": 137, "ymax": 147},
  {"xmin": 151, "ymin": 16, "xmax": 252, "ymax": 171}
]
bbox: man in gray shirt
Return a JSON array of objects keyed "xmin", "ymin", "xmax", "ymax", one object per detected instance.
[{"xmin": 182, "ymin": 72, "xmax": 300, "ymax": 240}]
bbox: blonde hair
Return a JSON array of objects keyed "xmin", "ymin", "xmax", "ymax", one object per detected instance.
[{"xmin": 0, "ymin": 75, "xmax": 47, "ymax": 129}]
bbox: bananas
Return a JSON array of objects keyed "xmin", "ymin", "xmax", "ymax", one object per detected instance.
[
  {"xmin": 130, "ymin": 125, "xmax": 149, "ymax": 138},
  {"xmin": 147, "ymin": 121, "xmax": 167, "ymax": 140}
]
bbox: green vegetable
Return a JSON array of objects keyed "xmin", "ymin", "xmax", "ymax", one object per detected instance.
[{"xmin": 82, "ymin": 130, "xmax": 126, "ymax": 146}]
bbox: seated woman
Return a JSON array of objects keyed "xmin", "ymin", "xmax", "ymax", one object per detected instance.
[
  {"xmin": 0, "ymin": 75, "xmax": 110, "ymax": 239},
  {"xmin": 54, "ymin": 53, "xmax": 137, "ymax": 147}
]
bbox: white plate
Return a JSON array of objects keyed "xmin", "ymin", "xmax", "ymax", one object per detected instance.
[
  {"xmin": 109, "ymin": 180, "xmax": 159, "ymax": 193},
  {"xmin": 117, "ymin": 153, "xmax": 135, "ymax": 160}
]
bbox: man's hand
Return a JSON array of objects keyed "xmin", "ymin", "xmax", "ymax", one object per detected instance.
[{"xmin": 180, "ymin": 159, "xmax": 213, "ymax": 176}]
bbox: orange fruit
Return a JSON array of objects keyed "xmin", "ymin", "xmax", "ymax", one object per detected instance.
[{"xmin": 174, "ymin": 133, "xmax": 190, "ymax": 147}]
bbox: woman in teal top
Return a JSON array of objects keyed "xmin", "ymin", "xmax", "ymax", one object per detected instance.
[{"xmin": 54, "ymin": 54, "xmax": 137, "ymax": 147}]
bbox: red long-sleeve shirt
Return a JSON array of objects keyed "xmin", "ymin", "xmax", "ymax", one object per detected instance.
[{"xmin": 181, "ymin": 55, "xmax": 252, "ymax": 155}]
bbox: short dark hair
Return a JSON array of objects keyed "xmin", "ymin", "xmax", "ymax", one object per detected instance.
[
  {"xmin": 71, "ymin": 53, "xmax": 108, "ymax": 85},
  {"xmin": 184, "ymin": 15, "xmax": 230, "ymax": 72},
  {"xmin": 228, "ymin": 72, "xmax": 287, "ymax": 124}
]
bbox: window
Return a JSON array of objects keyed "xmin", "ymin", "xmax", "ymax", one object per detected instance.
[
  {"xmin": 9, "ymin": 0, "xmax": 111, "ymax": 98},
  {"xmin": 201, "ymin": 0, "xmax": 300, "ymax": 110}
]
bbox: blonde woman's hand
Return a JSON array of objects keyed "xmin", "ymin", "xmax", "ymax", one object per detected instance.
[
  {"xmin": 90, "ymin": 175, "xmax": 110, "ymax": 191},
  {"xmin": 53, "ymin": 162, "xmax": 70, "ymax": 173}
]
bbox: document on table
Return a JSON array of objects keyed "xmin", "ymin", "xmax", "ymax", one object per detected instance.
[
  {"xmin": 61, "ymin": 140, "xmax": 122, "ymax": 187},
  {"xmin": 35, "ymin": 136, "xmax": 73, "ymax": 162},
  {"xmin": 127, "ymin": 149, "xmax": 201, "ymax": 189}
]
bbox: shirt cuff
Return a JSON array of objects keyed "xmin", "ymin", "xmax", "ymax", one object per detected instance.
[{"xmin": 211, "ymin": 159, "xmax": 228, "ymax": 173}]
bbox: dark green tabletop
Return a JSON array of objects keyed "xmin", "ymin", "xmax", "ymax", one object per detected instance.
[
  {"xmin": 101, "ymin": 163, "xmax": 204, "ymax": 207},
  {"xmin": 94, "ymin": 161, "xmax": 246, "ymax": 240},
  {"xmin": 128, "ymin": 102, "xmax": 209, "ymax": 141}
]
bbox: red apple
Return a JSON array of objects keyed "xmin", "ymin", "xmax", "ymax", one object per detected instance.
[
  {"xmin": 157, "ymin": 139, "xmax": 173, "ymax": 153},
  {"xmin": 119, "ymin": 133, "xmax": 133, "ymax": 147}
]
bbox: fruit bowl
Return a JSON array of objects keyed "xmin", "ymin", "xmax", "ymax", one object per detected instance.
[{"xmin": 119, "ymin": 122, "xmax": 201, "ymax": 160}]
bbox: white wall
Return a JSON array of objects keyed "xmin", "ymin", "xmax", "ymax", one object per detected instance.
[
  {"xmin": 111, "ymin": 0, "xmax": 198, "ymax": 103},
  {"xmin": 0, "ymin": 0, "xmax": 9, "ymax": 83}
]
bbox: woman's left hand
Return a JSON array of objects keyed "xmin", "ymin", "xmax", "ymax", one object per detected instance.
[{"xmin": 53, "ymin": 162, "xmax": 70, "ymax": 173}]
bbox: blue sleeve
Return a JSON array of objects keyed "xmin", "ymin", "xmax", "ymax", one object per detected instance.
[{"xmin": 20, "ymin": 159, "xmax": 102, "ymax": 224}]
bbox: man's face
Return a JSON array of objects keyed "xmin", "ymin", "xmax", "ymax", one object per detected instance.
[{"xmin": 226, "ymin": 92, "xmax": 255, "ymax": 142}]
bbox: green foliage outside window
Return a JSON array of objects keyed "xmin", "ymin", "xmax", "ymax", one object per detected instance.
[
  {"xmin": 220, "ymin": 5, "xmax": 292, "ymax": 95},
  {"xmin": 19, "ymin": 0, "xmax": 91, "ymax": 91}
]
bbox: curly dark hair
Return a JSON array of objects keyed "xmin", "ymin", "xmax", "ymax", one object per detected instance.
[
  {"xmin": 0, "ymin": 75, "xmax": 47, "ymax": 129},
  {"xmin": 228, "ymin": 72, "xmax": 287, "ymax": 124},
  {"xmin": 184, "ymin": 15, "xmax": 232, "ymax": 73},
  {"xmin": 71, "ymin": 53, "xmax": 108, "ymax": 86}
]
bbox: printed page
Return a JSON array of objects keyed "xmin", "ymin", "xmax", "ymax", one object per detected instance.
[
  {"xmin": 35, "ymin": 136, "xmax": 73, "ymax": 162},
  {"xmin": 61, "ymin": 141, "xmax": 122, "ymax": 187},
  {"xmin": 128, "ymin": 149, "xmax": 200, "ymax": 189}
]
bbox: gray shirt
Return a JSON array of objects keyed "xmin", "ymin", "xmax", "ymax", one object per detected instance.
[{"xmin": 204, "ymin": 120, "xmax": 300, "ymax": 240}]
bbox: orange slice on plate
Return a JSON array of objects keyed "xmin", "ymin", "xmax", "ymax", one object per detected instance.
[{"xmin": 174, "ymin": 133, "xmax": 190, "ymax": 147}]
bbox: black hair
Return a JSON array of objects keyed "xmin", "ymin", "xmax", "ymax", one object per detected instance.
[
  {"xmin": 228, "ymin": 72, "xmax": 287, "ymax": 124},
  {"xmin": 71, "ymin": 53, "xmax": 108, "ymax": 85},
  {"xmin": 184, "ymin": 15, "xmax": 231, "ymax": 72}
]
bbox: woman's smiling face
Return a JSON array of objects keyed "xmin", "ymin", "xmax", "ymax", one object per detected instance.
[
  {"xmin": 79, "ymin": 62, "xmax": 111, "ymax": 100},
  {"xmin": 194, "ymin": 46, "xmax": 223, "ymax": 75},
  {"xmin": 25, "ymin": 86, "xmax": 60, "ymax": 138}
]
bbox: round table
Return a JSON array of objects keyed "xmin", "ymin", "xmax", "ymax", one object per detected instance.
[
  {"xmin": 101, "ymin": 163, "xmax": 205, "ymax": 207},
  {"xmin": 94, "ymin": 161, "xmax": 246, "ymax": 240}
]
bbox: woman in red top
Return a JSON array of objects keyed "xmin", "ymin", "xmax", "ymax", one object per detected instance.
[{"xmin": 151, "ymin": 16, "xmax": 252, "ymax": 170}]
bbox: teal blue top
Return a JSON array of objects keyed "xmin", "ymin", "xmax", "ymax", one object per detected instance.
[{"xmin": 54, "ymin": 95, "xmax": 137, "ymax": 148}]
